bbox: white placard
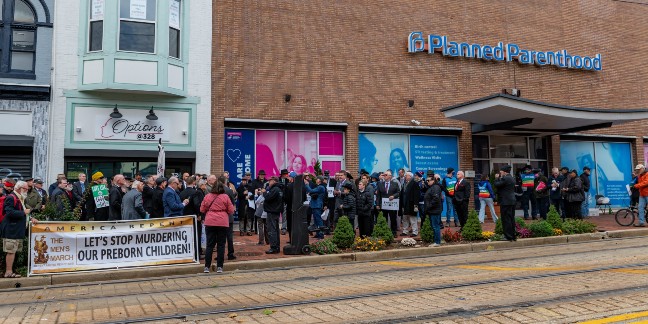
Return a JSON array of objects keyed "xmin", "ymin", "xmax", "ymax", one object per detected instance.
[
  {"xmin": 327, "ymin": 186, "xmax": 334, "ymax": 198},
  {"xmin": 169, "ymin": 0, "xmax": 180, "ymax": 29},
  {"xmin": 95, "ymin": 116, "xmax": 171, "ymax": 142},
  {"xmin": 130, "ymin": 0, "xmax": 147, "ymax": 19},
  {"xmin": 29, "ymin": 216, "xmax": 197, "ymax": 275},
  {"xmin": 381, "ymin": 198, "xmax": 400, "ymax": 211},
  {"xmin": 91, "ymin": 0, "xmax": 104, "ymax": 20}
]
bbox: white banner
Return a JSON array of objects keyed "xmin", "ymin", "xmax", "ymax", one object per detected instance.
[
  {"xmin": 95, "ymin": 116, "xmax": 170, "ymax": 142},
  {"xmin": 130, "ymin": 0, "xmax": 147, "ymax": 19},
  {"xmin": 29, "ymin": 216, "xmax": 197, "ymax": 275},
  {"xmin": 381, "ymin": 198, "xmax": 400, "ymax": 211}
]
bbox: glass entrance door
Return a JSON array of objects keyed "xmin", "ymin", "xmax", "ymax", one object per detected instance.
[{"xmin": 491, "ymin": 159, "xmax": 530, "ymax": 176}]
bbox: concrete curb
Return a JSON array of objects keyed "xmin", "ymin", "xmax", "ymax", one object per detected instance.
[{"xmin": 2, "ymin": 228, "xmax": 647, "ymax": 289}]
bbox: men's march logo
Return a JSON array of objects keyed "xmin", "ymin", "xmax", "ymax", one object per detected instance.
[{"xmin": 33, "ymin": 236, "xmax": 49, "ymax": 264}]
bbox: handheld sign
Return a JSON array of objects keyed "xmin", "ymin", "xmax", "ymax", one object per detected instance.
[
  {"xmin": 91, "ymin": 184, "xmax": 110, "ymax": 208},
  {"xmin": 381, "ymin": 198, "xmax": 400, "ymax": 211}
]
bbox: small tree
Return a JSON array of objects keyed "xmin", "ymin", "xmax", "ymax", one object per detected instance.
[
  {"xmin": 461, "ymin": 209, "xmax": 483, "ymax": 241},
  {"xmin": 546, "ymin": 205, "xmax": 563, "ymax": 230},
  {"xmin": 332, "ymin": 216, "xmax": 355, "ymax": 249},
  {"xmin": 371, "ymin": 212, "xmax": 394, "ymax": 244},
  {"xmin": 494, "ymin": 217, "xmax": 503, "ymax": 235},
  {"xmin": 420, "ymin": 216, "xmax": 434, "ymax": 243},
  {"xmin": 529, "ymin": 220, "xmax": 554, "ymax": 237}
]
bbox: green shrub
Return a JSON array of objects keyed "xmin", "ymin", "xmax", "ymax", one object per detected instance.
[
  {"xmin": 371, "ymin": 212, "xmax": 394, "ymax": 244},
  {"xmin": 494, "ymin": 217, "xmax": 503, "ymax": 235},
  {"xmin": 529, "ymin": 220, "xmax": 554, "ymax": 237},
  {"xmin": 332, "ymin": 216, "xmax": 355, "ymax": 249},
  {"xmin": 515, "ymin": 217, "xmax": 528, "ymax": 229},
  {"xmin": 311, "ymin": 238, "xmax": 339, "ymax": 255},
  {"xmin": 491, "ymin": 233, "xmax": 504, "ymax": 241},
  {"xmin": 546, "ymin": 205, "xmax": 563, "ymax": 229},
  {"xmin": 561, "ymin": 219, "xmax": 597, "ymax": 235},
  {"xmin": 461, "ymin": 210, "xmax": 483, "ymax": 241},
  {"xmin": 420, "ymin": 216, "xmax": 434, "ymax": 243}
]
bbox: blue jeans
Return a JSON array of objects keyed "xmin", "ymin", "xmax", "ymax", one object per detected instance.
[
  {"xmin": 478, "ymin": 197, "xmax": 498, "ymax": 223},
  {"xmin": 312, "ymin": 208, "xmax": 324, "ymax": 238},
  {"xmin": 581, "ymin": 192, "xmax": 590, "ymax": 217},
  {"xmin": 639, "ymin": 196, "xmax": 648, "ymax": 225},
  {"xmin": 429, "ymin": 214, "xmax": 441, "ymax": 244},
  {"xmin": 445, "ymin": 196, "xmax": 457, "ymax": 223}
]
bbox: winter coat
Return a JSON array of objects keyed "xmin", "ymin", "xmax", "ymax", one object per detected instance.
[
  {"xmin": 356, "ymin": 188, "xmax": 373, "ymax": 216},
  {"xmin": 401, "ymin": 180, "xmax": 420, "ymax": 216},
  {"xmin": 151, "ymin": 187, "xmax": 165, "ymax": 218},
  {"xmin": 494, "ymin": 174, "xmax": 516, "ymax": 206},
  {"xmin": 477, "ymin": 180, "xmax": 495, "ymax": 199},
  {"xmin": 24, "ymin": 188, "xmax": 42, "ymax": 211},
  {"xmin": 424, "ymin": 183, "xmax": 443, "ymax": 215},
  {"xmin": 566, "ymin": 177, "xmax": 584, "ymax": 202},
  {"xmin": 0, "ymin": 193, "xmax": 26, "ymax": 239},
  {"xmin": 121, "ymin": 189, "xmax": 146, "ymax": 220},
  {"xmin": 635, "ymin": 171, "xmax": 648, "ymax": 197},
  {"xmin": 51, "ymin": 187, "xmax": 72, "ymax": 214},
  {"xmin": 263, "ymin": 184, "xmax": 284, "ymax": 214},
  {"xmin": 142, "ymin": 185, "xmax": 155, "ymax": 215},
  {"xmin": 304, "ymin": 182, "xmax": 326, "ymax": 210},
  {"xmin": 340, "ymin": 193, "xmax": 357, "ymax": 220},
  {"xmin": 108, "ymin": 185, "xmax": 124, "ymax": 221},
  {"xmin": 201, "ymin": 193, "xmax": 234, "ymax": 227}
]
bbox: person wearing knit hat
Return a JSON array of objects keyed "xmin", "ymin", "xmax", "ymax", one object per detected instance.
[
  {"xmin": 92, "ymin": 171, "xmax": 105, "ymax": 182},
  {"xmin": 442, "ymin": 168, "xmax": 459, "ymax": 227}
]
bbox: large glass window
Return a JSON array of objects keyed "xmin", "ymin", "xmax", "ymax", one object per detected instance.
[
  {"xmin": 88, "ymin": 0, "xmax": 104, "ymax": 52},
  {"xmin": 168, "ymin": 0, "xmax": 180, "ymax": 58},
  {"xmin": 490, "ymin": 135, "xmax": 528, "ymax": 158},
  {"xmin": 118, "ymin": 0, "xmax": 157, "ymax": 53}
]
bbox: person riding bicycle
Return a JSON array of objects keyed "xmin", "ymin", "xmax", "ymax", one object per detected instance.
[{"xmin": 632, "ymin": 164, "xmax": 648, "ymax": 227}]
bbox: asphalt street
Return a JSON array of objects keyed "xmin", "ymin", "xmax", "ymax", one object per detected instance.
[{"xmin": 3, "ymin": 237, "xmax": 648, "ymax": 323}]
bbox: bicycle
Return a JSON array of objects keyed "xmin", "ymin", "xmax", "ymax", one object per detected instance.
[{"xmin": 615, "ymin": 205, "xmax": 648, "ymax": 226}]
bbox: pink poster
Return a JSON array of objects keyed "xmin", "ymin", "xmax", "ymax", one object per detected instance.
[
  {"xmin": 645, "ymin": 144, "xmax": 648, "ymax": 166},
  {"xmin": 287, "ymin": 131, "xmax": 318, "ymax": 175},
  {"xmin": 255, "ymin": 130, "xmax": 285, "ymax": 177},
  {"xmin": 321, "ymin": 161, "xmax": 342, "ymax": 174},
  {"xmin": 319, "ymin": 132, "xmax": 344, "ymax": 156}
]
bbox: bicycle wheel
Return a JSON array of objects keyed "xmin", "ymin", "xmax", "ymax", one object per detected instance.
[{"xmin": 615, "ymin": 208, "xmax": 635, "ymax": 226}]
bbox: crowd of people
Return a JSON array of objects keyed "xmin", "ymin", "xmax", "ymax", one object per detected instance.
[{"xmin": 1, "ymin": 162, "xmax": 647, "ymax": 277}]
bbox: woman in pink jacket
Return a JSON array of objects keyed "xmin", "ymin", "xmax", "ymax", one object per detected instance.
[{"xmin": 200, "ymin": 182, "xmax": 234, "ymax": 273}]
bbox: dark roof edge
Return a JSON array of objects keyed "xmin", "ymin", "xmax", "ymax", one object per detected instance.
[{"xmin": 441, "ymin": 93, "xmax": 648, "ymax": 113}]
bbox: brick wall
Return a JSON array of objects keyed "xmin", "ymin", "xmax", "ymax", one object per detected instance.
[{"xmin": 213, "ymin": 0, "xmax": 648, "ymax": 174}]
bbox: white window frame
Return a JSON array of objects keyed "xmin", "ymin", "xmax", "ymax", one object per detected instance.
[
  {"xmin": 88, "ymin": 0, "xmax": 104, "ymax": 52},
  {"xmin": 117, "ymin": 0, "xmax": 157, "ymax": 54}
]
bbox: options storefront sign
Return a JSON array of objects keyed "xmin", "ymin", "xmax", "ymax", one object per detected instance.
[
  {"xmin": 408, "ymin": 32, "xmax": 602, "ymax": 71},
  {"xmin": 95, "ymin": 116, "xmax": 170, "ymax": 142}
]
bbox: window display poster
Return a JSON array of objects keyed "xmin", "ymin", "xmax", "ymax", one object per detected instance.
[
  {"xmin": 319, "ymin": 132, "xmax": 344, "ymax": 156},
  {"xmin": 560, "ymin": 141, "xmax": 632, "ymax": 207},
  {"xmin": 593, "ymin": 142, "xmax": 632, "ymax": 207},
  {"xmin": 644, "ymin": 144, "xmax": 648, "ymax": 166},
  {"xmin": 130, "ymin": 0, "xmax": 147, "ymax": 20},
  {"xmin": 287, "ymin": 131, "xmax": 317, "ymax": 175},
  {"xmin": 224, "ymin": 129, "xmax": 255, "ymax": 187},
  {"xmin": 169, "ymin": 0, "xmax": 180, "ymax": 29},
  {"xmin": 409, "ymin": 135, "xmax": 458, "ymax": 175},
  {"xmin": 91, "ymin": 0, "xmax": 104, "ymax": 20},
  {"xmin": 255, "ymin": 130, "xmax": 285, "ymax": 177},
  {"xmin": 359, "ymin": 133, "xmax": 409, "ymax": 175}
]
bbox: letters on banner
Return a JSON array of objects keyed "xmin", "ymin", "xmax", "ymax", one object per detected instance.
[
  {"xmin": 381, "ymin": 198, "xmax": 400, "ymax": 211},
  {"xmin": 29, "ymin": 216, "xmax": 197, "ymax": 276}
]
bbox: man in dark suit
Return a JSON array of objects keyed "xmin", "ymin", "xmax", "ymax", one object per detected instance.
[
  {"xmin": 72, "ymin": 173, "xmax": 87, "ymax": 220},
  {"xmin": 400, "ymin": 171, "xmax": 420, "ymax": 237},
  {"xmin": 151, "ymin": 177, "xmax": 167, "ymax": 219},
  {"xmin": 495, "ymin": 165, "xmax": 517, "ymax": 241},
  {"xmin": 377, "ymin": 170, "xmax": 401, "ymax": 236},
  {"xmin": 108, "ymin": 174, "xmax": 126, "ymax": 221},
  {"xmin": 452, "ymin": 171, "xmax": 471, "ymax": 229}
]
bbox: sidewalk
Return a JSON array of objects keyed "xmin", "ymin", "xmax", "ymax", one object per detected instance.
[{"xmin": 226, "ymin": 210, "xmax": 626, "ymax": 263}]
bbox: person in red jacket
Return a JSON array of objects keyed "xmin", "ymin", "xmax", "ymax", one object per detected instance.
[
  {"xmin": 633, "ymin": 164, "xmax": 648, "ymax": 227},
  {"xmin": 200, "ymin": 182, "xmax": 234, "ymax": 274}
]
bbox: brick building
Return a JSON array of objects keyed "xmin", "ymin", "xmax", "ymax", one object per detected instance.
[{"xmin": 213, "ymin": 0, "xmax": 648, "ymax": 208}]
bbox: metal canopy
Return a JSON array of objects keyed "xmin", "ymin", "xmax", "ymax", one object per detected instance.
[{"xmin": 441, "ymin": 94, "xmax": 648, "ymax": 136}]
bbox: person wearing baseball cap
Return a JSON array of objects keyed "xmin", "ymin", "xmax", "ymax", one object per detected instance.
[
  {"xmin": 441, "ymin": 167, "xmax": 459, "ymax": 227},
  {"xmin": 634, "ymin": 164, "xmax": 648, "ymax": 226},
  {"xmin": 494, "ymin": 165, "xmax": 516, "ymax": 241}
]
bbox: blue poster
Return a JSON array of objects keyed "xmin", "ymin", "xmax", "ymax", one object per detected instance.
[
  {"xmin": 224, "ymin": 129, "xmax": 255, "ymax": 187},
  {"xmin": 560, "ymin": 141, "xmax": 632, "ymax": 207},
  {"xmin": 359, "ymin": 133, "xmax": 409, "ymax": 174},
  {"xmin": 594, "ymin": 142, "xmax": 632, "ymax": 207},
  {"xmin": 409, "ymin": 135, "xmax": 458, "ymax": 175}
]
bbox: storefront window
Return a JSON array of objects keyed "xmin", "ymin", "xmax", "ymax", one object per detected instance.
[
  {"xmin": 168, "ymin": 0, "xmax": 180, "ymax": 59},
  {"xmin": 529, "ymin": 137, "xmax": 548, "ymax": 160},
  {"xmin": 490, "ymin": 136, "xmax": 528, "ymax": 158},
  {"xmin": 472, "ymin": 135, "xmax": 489, "ymax": 159},
  {"xmin": 118, "ymin": 0, "xmax": 157, "ymax": 53}
]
